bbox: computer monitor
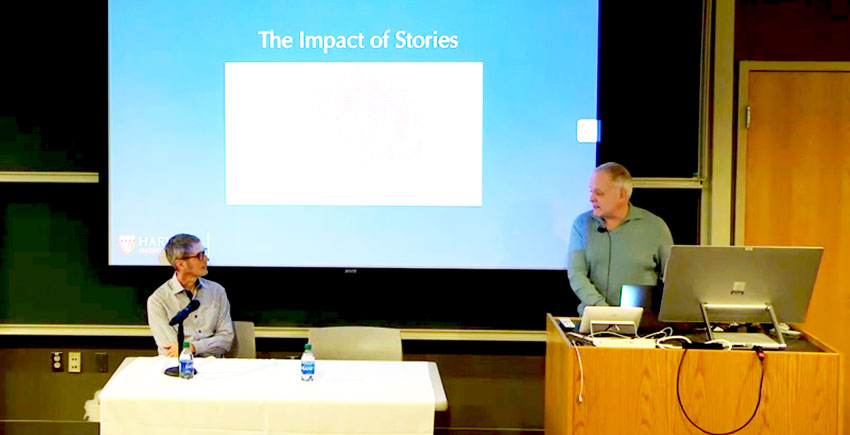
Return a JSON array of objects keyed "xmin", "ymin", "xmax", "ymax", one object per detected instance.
[{"xmin": 658, "ymin": 245, "xmax": 823, "ymax": 348}]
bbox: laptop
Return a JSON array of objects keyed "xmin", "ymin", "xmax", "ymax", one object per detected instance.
[
  {"xmin": 620, "ymin": 284, "xmax": 666, "ymax": 331},
  {"xmin": 619, "ymin": 285, "xmax": 656, "ymax": 312}
]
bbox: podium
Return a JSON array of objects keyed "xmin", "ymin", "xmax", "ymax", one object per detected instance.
[{"xmin": 544, "ymin": 314, "xmax": 841, "ymax": 434}]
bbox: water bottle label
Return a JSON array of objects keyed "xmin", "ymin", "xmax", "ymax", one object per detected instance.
[
  {"xmin": 180, "ymin": 360, "xmax": 193, "ymax": 373},
  {"xmin": 301, "ymin": 361, "xmax": 315, "ymax": 375}
]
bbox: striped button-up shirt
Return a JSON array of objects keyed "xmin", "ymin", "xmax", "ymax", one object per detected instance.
[{"xmin": 147, "ymin": 273, "xmax": 234, "ymax": 357}]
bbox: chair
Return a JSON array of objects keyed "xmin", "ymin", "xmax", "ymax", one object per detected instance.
[
  {"xmin": 226, "ymin": 321, "xmax": 256, "ymax": 358},
  {"xmin": 308, "ymin": 326, "xmax": 402, "ymax": 361}
]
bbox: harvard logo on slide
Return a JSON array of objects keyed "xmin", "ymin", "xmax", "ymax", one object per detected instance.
[{"xmin": 118, "ymin": 235, "xmax": 137, "ymax": 255}]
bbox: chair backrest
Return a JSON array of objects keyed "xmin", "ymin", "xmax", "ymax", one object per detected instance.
[
  {"xmin": 226, "ymin": 321, "xmax": 256, "ymax": 358},
  {"xmin": 308, "ymin": 326, "xmax": 402, "ymax": 361}
]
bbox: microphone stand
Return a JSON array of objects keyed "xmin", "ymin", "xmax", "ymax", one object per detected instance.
[
  {"xmin": 164, "ymin": 321, "xmax": 197, "ymax": 377},
  {"xmin": 177, "ymin": 322, "xmax": 185, "ymax": 356}
]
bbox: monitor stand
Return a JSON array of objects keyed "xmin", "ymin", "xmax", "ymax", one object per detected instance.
[
  {"xmin": 589, "ymin": 320, "xmax": 638, "ymax": 336},
  {"xmin": 699, "ymin": 302, "xmax": 787, "ymax": 349}
]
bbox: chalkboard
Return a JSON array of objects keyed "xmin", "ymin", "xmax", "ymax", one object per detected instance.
[
  {"xmin": 0, "ymin": 182, "xmax": 579, "ymax": 328},
  {"xmin": 0, "ymin": 2, "xmax": 105, "ymax": 173},
  {"xmin": 0, "ymin": 0, "xmax": 704, "ymax": 329},
  {"xmin": 0, "ymin": 184, "xmax": 698, "ymax": 328},
  {"xmin": 597, "ymin": 0, "xmax": 705, "ymax": 178}
]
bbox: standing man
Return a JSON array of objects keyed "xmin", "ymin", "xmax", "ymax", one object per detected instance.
[
  {"xmin": 147, "ymin": 234, "xmax": 233, "ymax": 357},
  {"xmin": 568, "ymin": 163, "xmax": 673, "ymax": 314}
]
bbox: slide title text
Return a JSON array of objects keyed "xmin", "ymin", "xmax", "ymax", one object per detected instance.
[{"xmin": 257, "ymin": 29, "xmax": 460, "ymax": 54}]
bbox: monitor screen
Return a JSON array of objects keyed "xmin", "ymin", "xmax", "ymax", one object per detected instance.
[
  {"xmin": 658, "ymin": 245, "xmax": 823, "ymax": 324},
  {"xmin": 107, "ymin": 0, "xmax": 600, "ymax": 268}
]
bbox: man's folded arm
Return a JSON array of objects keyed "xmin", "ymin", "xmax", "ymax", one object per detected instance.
[
  {"xmin": 192, "ymin": 291, "xmax": 234, "ymax": 356},
  {"xmin": 147, "ymin": 296, "xmax": 176, "ymax": 356}
]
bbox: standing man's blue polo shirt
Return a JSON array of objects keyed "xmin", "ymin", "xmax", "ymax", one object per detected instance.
[{"xmin": 567, "ymin": 205, "xmax": 673, "ymax": 315}]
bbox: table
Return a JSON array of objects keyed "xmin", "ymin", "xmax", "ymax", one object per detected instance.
[{"xmin": 100, "ymin": 356, "xmax": 446, "ymax": 435}]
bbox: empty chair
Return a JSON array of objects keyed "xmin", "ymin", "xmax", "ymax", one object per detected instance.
[
  {"xmin": 226, "ymin": 321, "xmax": 256, "ymax": 358},
  {"xmin": 308, "ymin": 326, "xmax": 402, "ymax": 361}
]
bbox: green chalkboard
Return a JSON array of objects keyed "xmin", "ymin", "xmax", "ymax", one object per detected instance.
[
  {"xmin": 0, "ymin": 182, "xmax": 579, "ymax": 328},
  {"xmin": 0, "ymin": 182, "xmax": 698, "ymax": 328},
  {"xmin": 0, "ymin": 183, "xmax": 147, "ymax": 325}
]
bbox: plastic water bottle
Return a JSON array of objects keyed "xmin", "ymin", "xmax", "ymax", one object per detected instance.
[
  {"xmin": 300, "ymin": 343, "xmax": 315, "ymax": 381},
  {"xmin": 179, "ymin": 341, "xmax": 194, "ymax": 380}
]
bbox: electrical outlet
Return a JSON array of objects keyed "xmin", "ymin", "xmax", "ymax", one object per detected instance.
[
  {"xmin": 95, "ymin": 353, "xmax": 108, "ymax": 372},
  {"xmin": 51, "ymin": 351, "xmax": 64, "ymax": 372},
  {"xmin": 68, "ymin": 352, "xmax": 81, "ymax": 373}
]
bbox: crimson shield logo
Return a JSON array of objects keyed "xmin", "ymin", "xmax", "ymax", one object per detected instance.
[{"xmin": 118, "ymin": 235, "xmax": 137, "ymax": 255}]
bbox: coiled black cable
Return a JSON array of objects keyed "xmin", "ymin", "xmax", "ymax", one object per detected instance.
[{"xmin": 676, "ymin": 347, "xmax": 766, "ymax": 435}]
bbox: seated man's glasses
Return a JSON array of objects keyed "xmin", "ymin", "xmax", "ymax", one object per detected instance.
[{"xmin": 181, "ymin": 248, "xmax": 208, "ymax": 261}]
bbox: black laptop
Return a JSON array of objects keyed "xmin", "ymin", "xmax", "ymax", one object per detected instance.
[{"xmin": 620, "ymin": 284, "xmax": 664, "ymax": 330}]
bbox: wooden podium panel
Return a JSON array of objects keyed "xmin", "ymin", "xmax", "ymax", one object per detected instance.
[{"xmin": 544, "ymin": 314, "xmax": 842, "ymax": 435}]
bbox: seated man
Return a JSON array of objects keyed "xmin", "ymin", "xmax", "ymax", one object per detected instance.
[
  {"xmin": 568, "ymin": 162, "xmax": 673, "ymax": 315},
  {"xmin": 147, "ymin": 233, "xmax": 233, "ymax": 357}
]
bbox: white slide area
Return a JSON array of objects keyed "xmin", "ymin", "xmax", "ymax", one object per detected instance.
[{"xmin": 225, "ymin": 62, "xmax": 483, "ymax": 207}]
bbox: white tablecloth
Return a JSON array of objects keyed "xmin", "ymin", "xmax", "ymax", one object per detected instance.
[{"xmin": 100, "ymin": 357, "xmax": 436, "ymax": 435}]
